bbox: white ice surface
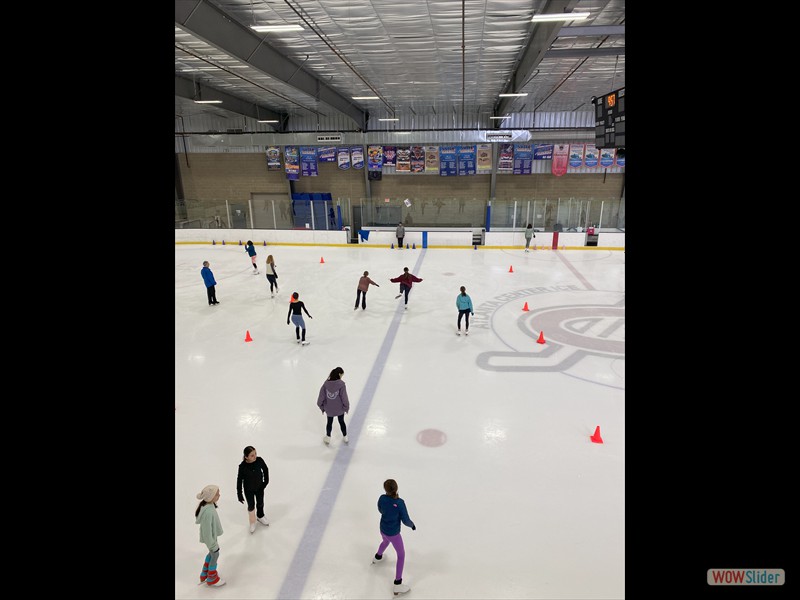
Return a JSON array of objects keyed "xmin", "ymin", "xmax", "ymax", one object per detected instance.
[{"xmin": 176, "ymin": 243, "xmax": 625, "ymax": 599}]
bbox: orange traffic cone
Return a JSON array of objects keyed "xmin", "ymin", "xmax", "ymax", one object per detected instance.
[
  {"xmin": 522, "ymin": 302, "xmax": 529, "ymax": 311},
  {"xmin": 590, "ymin": 426, "xmax": 603, "ymax": 444},
  {"xmin": 508, "ymin": 265, "xmax": 514, "ymax": 273},
  {"xmin": 536, "ymin": 331, "xmax": 545, "ymax": 344},
  {"xmin": 244, "ymin": 330, "xmax": 253, "ymax": 342},
  {"xmin": 320, "ymin": 256, "xmax": 325, "ymax": 264}
]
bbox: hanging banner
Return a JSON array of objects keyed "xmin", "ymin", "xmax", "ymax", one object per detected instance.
[
  {"xmin": 439, "ymin": 146, "xmax": 457, "ymax": 176},
  {"xmin": 317, "ymin": 146, "xmax": 336, "ymax": 163},
  {"xmin": 351, "ymin": 146, "xmax": 364, "ymax": 169},
  {"xmin": 584, "ymin": 143, "xmax": 599, "ymax": 168},
  {"xmin": 457, "ymin": 145, "xmax": 476, "ymax": 175},
  {"xmin": 410, "ymin": 146, "xmax": 425, "ymax": 173},
  {"xmin": 513, "ymin": 144, "xmax": 533, "ymax": 175},
  {"xmin": 476, "ymin": 144, "xmax": 492, "ymax": 172},
  {"xmin": 615, "ymin": 151, "xmax": 625, "ymax": 168},
  {"xmin": 424, "ymin": 146, "xmax": 439, "ymax": 172},
  {"xmin": 551, "ymin": 143, "xmax": 569, "ymax": 177},
  {"xmin": 382, "ymin": 146, "xmax": 397, "ymax": 166},
  {"xmin": 497, "ymin": 143, "xmax": 514, "ymax": 172},
  {"xmin": 337, "ymin": 147, "xmax": 351, "ymax": 170},
  {"xmin": 367, "ymin": 145, "xmax": 383, "ymax": 171},
  {"xmin": 533, "ymin": 144, "xmax": 553, "ymax": 160},
  {"xmin": 300, "ymin": 146, "xmax": 318, "ymax": 177},
  {"xmin": 600, "ymin": 147, "xmax": 616, "ymax": 168},
  {"xmin": 266, "ymin": 146, "xmax": 281, "ymax": 171},
  {"xmin": 568, "ymin": 144, "xmax": 585, "ymax": 168},
  {"xmin": 396, "ymin": 146, "xmax": 411, "ymax": 172},
  {"xmin": 284, "ymin": 146, "xmax": 299, "ymax": 180}
]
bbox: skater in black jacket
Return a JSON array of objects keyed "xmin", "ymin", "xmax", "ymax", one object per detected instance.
[{"xmin": 236, "ymin": 446, "xmax": 270, "ymax": 533}]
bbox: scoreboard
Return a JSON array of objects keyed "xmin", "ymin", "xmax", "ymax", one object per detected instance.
[{"xmin": 592, "ymin": 87, "xmax": 625, "ymax": 149}]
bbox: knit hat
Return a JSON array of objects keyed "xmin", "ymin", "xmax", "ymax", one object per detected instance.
[{"xmin": 196, "ymin": 485, "xmax": 219, "ymax": 502}]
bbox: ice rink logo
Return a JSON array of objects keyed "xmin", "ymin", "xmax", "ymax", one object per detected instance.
[{"xmin": 476, "ymin": 289, "xmax": 624, "ymax": 388}]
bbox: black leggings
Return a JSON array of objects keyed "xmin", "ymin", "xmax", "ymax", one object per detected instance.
[
  {"xmin": 266, "ymin": 274, "xmax": 278, "ymax": 292},
  {"xmin": 458, "ymin": 309, "xmax": 471, "ymax": 329},
  {"xmin": 243, "ymin": 487, "xmax": 266, "ymax": 518},
  {"xmin": 355, "ymin": 289, "xmax": 368, "ymax": 309},
  {"xmin": 326, "ymin": 415, "xmax": 347, "ymax": 436},
  {"xmin": 397, "ymin": 236, "xmax": 404, "ymax": 247},
  {"xmin": 399, "ymin": 283, "xmax": 410, "ymax": 304}
]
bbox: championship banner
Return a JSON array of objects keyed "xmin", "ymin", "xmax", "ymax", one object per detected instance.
[
  {"xmin": 497, "ymin": 143, "xmax": 514, "ymax": 172},
  {"xmin": 396, "ymin": 146, "xmax": 411, "ymax": 172},
  {"xmin": 367, "ymin": 145, "xmax": 383, "ymax": 171},
  {"xmin": 424, "ymin": 146, "xmax": 439, "ymax": 172},
  {"xmin": 337, "ymin": 147, "xmax": 351, "ymax": 170},
  {"xmin": 476, "ymin": 144, "xmax": 492, "ymax": 172},
  {"xmin": 551, "ymin": 143, "xmax": 569, "ymax": 177},
  {"xmin": 351, "ymin": 146, "xmax": 364, "ymax": 169},
  {"xmin": 382, "ymin": 146, "xmax": 397, "ymax": 166},
  {"xmin": 615, "ymin": 151, "xmax": 625, "ymax": 168},
  {"xmin": 266, "ymin": 146, "xmax": 281, "ymax": 170},
  {"xmin": 457, "ymin": 145, "xmax": 476, "ymax": 175},
  {"xmin": 600, "ymin": 148, "xmax": 615, "ymax": 168},
  {"xmin": 284, "ymin": 146, "xmax": 299, "ymax": 180},
  {"xmin": 300, "ymin": 146, "xmax": 318, "ymax": 177},
  {"xmin": 568, "ymin": 144, "xmax": 584, "ymax": 168},
  {"xmin": 439, "ymin": 146, "xmax": 457, "ymax": 176},
  {"xmin": 512, "ymin": 144, "xmax": 533, "ymax": 175},
  {"xmin": 410, "ymin": 146, "xmax": 425, "ymax": 173},
  {"xmin": 533, "ymin": 144, "xmax": 553, "ymax": 160},
  {"xmin": 584, "ymin": 143, "xmax": 599, "ymax": 168},
  {"xmin": 317, "ymin": 146, "xmax": 336, "ymax": 163}
]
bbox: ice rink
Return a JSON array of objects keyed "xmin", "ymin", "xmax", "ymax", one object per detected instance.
[{"xmin": 175, "ymin": 241, "xmax": 625, "ymax": 599}]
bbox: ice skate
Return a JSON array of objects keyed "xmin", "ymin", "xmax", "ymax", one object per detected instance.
[
  {"xmin": 393, "ymin": 582, "xmax": 410, "ymax": 595},
  {"xmin": 371, "ymin": 553, "xmax": 383, "ymax": 564},
  {"xmin": 257, "ymin": 516, "xmax": 270, "ymax": 526},
  {"xmin": 323, "ymin": 435, "xmax": 331, "ymax": 445},
  {"xmin": 395, "ymin": 294, "xmax": 402, "ymax": 299},
  {"xmin": 301, "ymin": 340, "xmax": 310, "ymax": 345},
  {"xmin": 207, "ymin": 578, "xmax": 226, "ymax": 587},
  {"xmin": 343, "ymin": 435, "xmax": 349, "ymax": 444},
  {"xmin": 456, "ymin": 330, "xmax": 461, "ymax": 336},
  {"xmin": 249, "ymin": 522, "xmax": 256, "ymax": 534},
  {"xmin": 465, "ymin": 329, "xmax": 469, "ymax": 335}
]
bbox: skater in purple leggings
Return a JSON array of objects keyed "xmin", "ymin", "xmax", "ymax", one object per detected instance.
[{"xmin": 371, "ymin": 478, "xmax": 416, "ymax": 596}]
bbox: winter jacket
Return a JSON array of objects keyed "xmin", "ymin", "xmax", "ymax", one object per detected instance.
[
  {"xmin": 201, "ymin": 267, "xmax": 217, "ymax": 288},
  {"xmin": 524, "ymin": 228, "xmax": 535, "ymax": 240},
  {"xmin": 358, "ymin": 276, "xmax": 379, "ymax": 292},
  {"xmin": 456, "ymin": 293, "xmax": 474, "ymax": 312},
  {"xmin": 396, "ymin": 224, "xmax": 405, "ymax": 238},
  {"xmin": 245, "ymin": 243, "xmax": 257, "ymax": 257},
  {"xmin": 378, "ymin": 494, "xmax": 415, "ymax": 536},
  {"xmin": 196, "ymin": 503, "xmax": 224, "ymax": 552},
  {"xmin": 317, "ymin": 379, "xmax": 350, "ymax": 417},
  {"xmin": 237, "ymin": 456, "xmax": 269, "ymax": 498},
  {"xmin": 390, "ymin": 272, "xmax": 423, "ymax": 288}
]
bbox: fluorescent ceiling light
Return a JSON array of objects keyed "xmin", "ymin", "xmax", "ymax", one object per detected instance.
[
  {"xmin": 258, "ymin": 120, "xmax": 279, "ymax": 123},
  {"xmin": 531, "ymin": 12, "xmax": 589, "ymax": 22},
  {"xmin": 395, "ymin": 132, "xmax": 411, "ymax": 135},
  {"xmin": 490, "ymin": 116, "xmax": 510, "ymax": 120},
  {"xmin": 194, "ymin": 100, "xmax": 222, "ymax": 104},
  {"xmin": 499, "ymin": 93, "xmax": 528, "ymax": 97},
  {"xmin": 378, "ymin": 118, "xmax": 399, "ymax": 122},
  {"xmin": 251, "ymin": 25, "xmax": 304, "ymax": 32},
  {"xmin": 353, "ymin": 96, "xmax": 379, "ymax": 100}
]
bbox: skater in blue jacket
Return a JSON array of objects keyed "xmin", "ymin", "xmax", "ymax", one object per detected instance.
[{"xmin": 455, "ymin": 286, "xmax": 474, "ymax": 335}]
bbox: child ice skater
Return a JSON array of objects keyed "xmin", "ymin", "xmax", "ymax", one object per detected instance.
[
  {"xmin": 265, "ymin": 254, "xmax": 279, "ymax": 296},
  {"xmin": 287, "ymin": 292, "xmax": 313, "ymax": 345},
  {"xmin": 245, "ymin": 240, "xmax": 259, "ymax": 274},
  {"xmin": 317, "ymin": 366, "xmax": 350, "ymax": 445},
  {"xmin": 201, "ymin": 261, "xmax": 219, "ymax": 306},
  {"xmin": 456, "ymin": 285, "xmax": 474, "ymax": 335},
  {"xmin": 195, "ymin": 484, "xmax": 226, "ymax": 587},
  {"xmin": 372, "ymin": 478, "xmax": 416, "ymax": 596},
  {"xmin": 390, "ymin": 267, "xmax": 423, "ymax": 309},
  {"xmin": 236, "ymin": 446, "xmax": 270, "ymax": 533},
  {"xmin": 355, "ymin": 271, "xmax": 380, "ymax": 310}
]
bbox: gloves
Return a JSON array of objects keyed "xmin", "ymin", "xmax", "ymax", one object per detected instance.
[
  {"xmin": 412, "ymin": 525, "xmax": 416, "ymax": 531},
  {"xmin": 471, "ymin": 312, "xmax": 474, "ymax": 316}
]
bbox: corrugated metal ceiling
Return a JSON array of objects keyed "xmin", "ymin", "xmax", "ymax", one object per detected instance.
[{"xmin": 175, "ymin": 0, "xmax": 624, "ymax": 131}]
